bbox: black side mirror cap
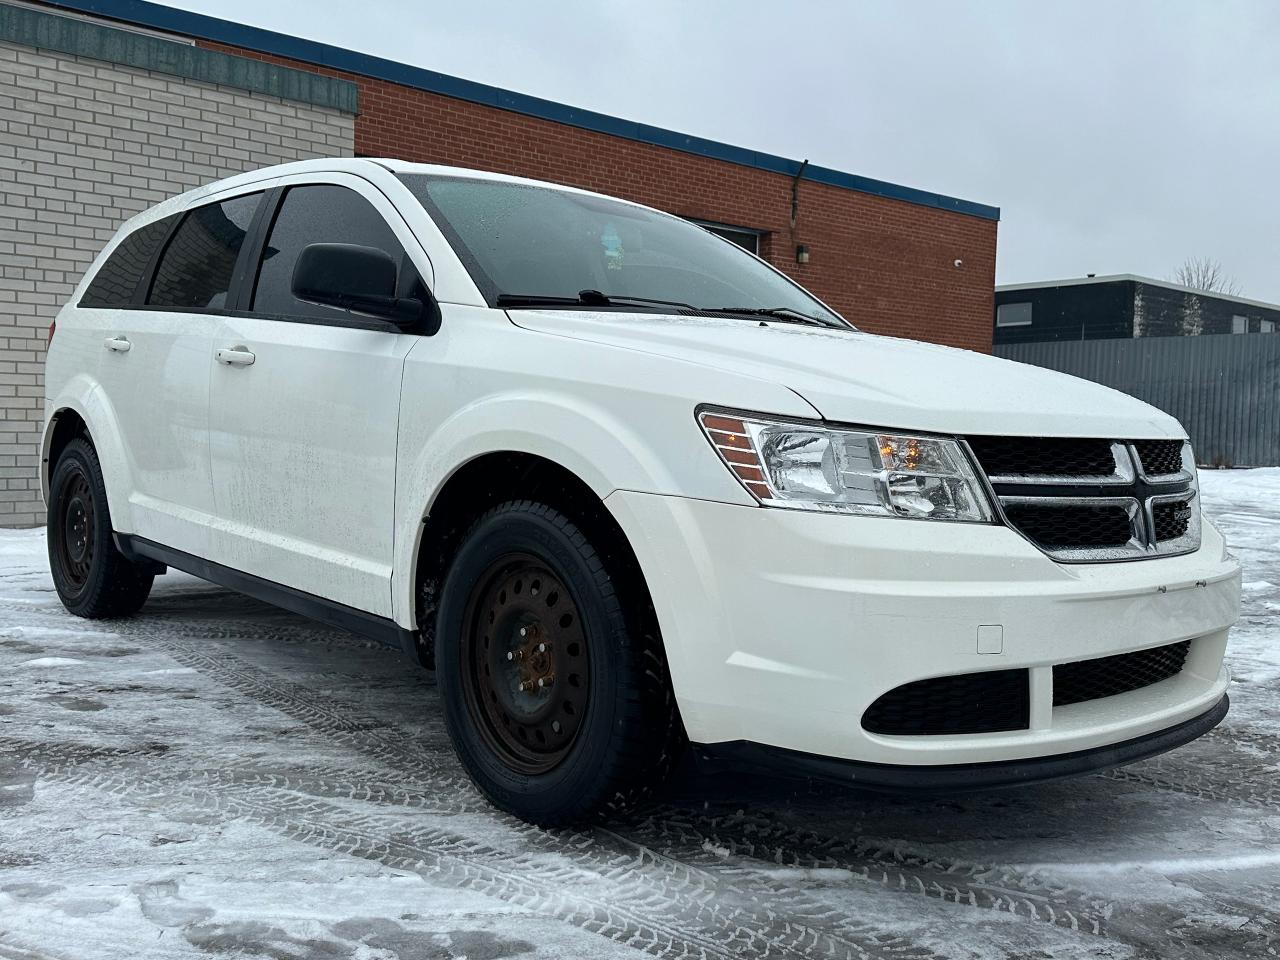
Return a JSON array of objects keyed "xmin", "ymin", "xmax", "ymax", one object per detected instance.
[{"xmin": 292, "ymin": 242, "xmax": 437, "ymax": 333}]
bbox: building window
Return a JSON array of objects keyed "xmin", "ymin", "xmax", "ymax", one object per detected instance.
[
  {"xmin": 689, "ymin": 219, "xmax": 762, "ymax": 255},
  {"xmin": 1263, "ymin": 319, "xmax": 1275, "ymax": 333},
  {"xmin": 996, "ymin": 302, "xmax": 1033, "ymax": 327},
  {"xmin": 1232, "ymin": 314, "xmax": 1248, "ymax": 334}
]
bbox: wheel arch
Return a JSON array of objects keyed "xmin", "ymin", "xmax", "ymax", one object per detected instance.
[
  {"xmin": 406, "ymin": 450, "xmax": 660, "ymax": 672},
  {"xmin": 41, "ymin": 384, "xmax": 134, "ymax": 526}
]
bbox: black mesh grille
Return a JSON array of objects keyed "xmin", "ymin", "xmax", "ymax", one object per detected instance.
[
  {"xmin": 1003, "ymin": 502, "xmax": 1133, "ymax": 549},
  {"xmin": 1053, "ymin": 641, "xmax": 1191, "ymax": 707},
  {"xmin": 862, "ymin": 669, "xmax": 1030, "ymax": 735},
  {"xmin": 1153, "ymin": 498, "xmax": 1193, "ymax": 541},
  {"xmin": 1134, "ymin": 440, "xmax": 1185, "ymax": 476},
  {"xmin": 967, "ymin": 436, "xmax": 1115, "ymax": 477}
]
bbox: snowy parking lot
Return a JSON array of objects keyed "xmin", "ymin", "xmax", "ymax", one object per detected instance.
[{"xmin": 1, "ymin": 470, "xmax": 1278, "ymax": 960}]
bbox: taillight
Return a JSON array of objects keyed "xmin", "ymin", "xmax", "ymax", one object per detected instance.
[{"xmin": 47, "ymin": 320, "xmax": 56, "ymax": 345}]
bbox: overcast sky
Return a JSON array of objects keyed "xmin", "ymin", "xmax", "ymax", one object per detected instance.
[{"xmin": 171, "ymin": 0, "xmax": 1280, "ymax": 301}]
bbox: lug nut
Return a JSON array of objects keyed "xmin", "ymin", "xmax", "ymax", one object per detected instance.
[
  {"xmin": 519, "ymin": 627, "xmax": 527, "ymax": 637},
  {"xmin": 537, "ymin": 643, "xmax": 546, "ymax": 652},
  {"xmin": 506, "ymin": 652, "xmax": 513, "ymax": 661}
]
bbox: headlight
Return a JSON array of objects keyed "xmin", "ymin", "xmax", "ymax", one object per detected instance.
[{"xmin": 698, "ymin": 409, "xmax": 993, "ymax": 521}]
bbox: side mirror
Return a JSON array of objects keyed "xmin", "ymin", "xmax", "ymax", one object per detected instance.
[{"xmin": 291, "ymin": 243, "xmax": 432, "ymax": 331}]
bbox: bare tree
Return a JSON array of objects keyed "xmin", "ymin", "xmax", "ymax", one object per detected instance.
[{"xmin": 1170, "ymin": 257, "xmax": 1242, "ymax": 296}]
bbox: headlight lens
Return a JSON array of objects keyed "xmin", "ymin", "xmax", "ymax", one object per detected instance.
[{"xmin": 699, "ymin": 410, "xmax": 993, "ymax": 521}]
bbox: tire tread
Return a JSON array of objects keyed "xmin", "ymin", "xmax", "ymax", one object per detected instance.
[
  {"xmin": 439, "ymin": 499, "xmax": 682, "ymax": 824},
  {"xmin": 48, "ymin": 438, "xmax": 153, "ymax": 619}
]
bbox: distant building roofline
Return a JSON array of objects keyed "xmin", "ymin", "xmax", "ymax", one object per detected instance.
[
  {"xmin": 997, "ymin": 274, "xmax": 1280, "ymax": 313},
  {"xmin": 38, "ymin": 0, "xmax": 1000, "ymax": 222}
]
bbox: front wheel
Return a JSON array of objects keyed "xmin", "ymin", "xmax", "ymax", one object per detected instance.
[
  {"xmin": 47, "ymin": 437, "xmax": 153, "ymax": 618},
  {"xmin": 436, "ymin": 501, "xmax": 681, "ymax": 825}
]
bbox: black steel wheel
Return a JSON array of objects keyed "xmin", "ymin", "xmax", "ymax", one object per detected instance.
[
  {"xmin": 461, "ymin": 555, "xmax": 589, "ymax": 774},
  {"xmin": 50, "ymin": 460, "xmax": 95, "ymax": 594},
  {"xmin": 436, "ymin": 500, "xmax": 682, "ymax": 825},
  {"xmin": 47, "ymin": 437, "xmax": 154, "ymax": 618}
]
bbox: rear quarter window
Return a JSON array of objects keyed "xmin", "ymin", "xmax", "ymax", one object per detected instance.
[
  {"xmin": 79, "ymin": 215, "xmax": 176, "ymax": 308},
  {"xmin": 147, "ymin": 194, "xmax": 261, "ymax": 310}
]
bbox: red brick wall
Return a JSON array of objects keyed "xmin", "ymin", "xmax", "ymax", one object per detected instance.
[{"xmin": 201, "ymin": 41, "xmax": 996, "ymax": 352}]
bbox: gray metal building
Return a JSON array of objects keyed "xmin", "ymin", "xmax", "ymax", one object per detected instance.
[
  {"xmin": 997, "ymin": 333, "xmax": 1280, "ymax": 468},
  {"xmin": 995, "ymin": 275, "xmax": 1280, "ymax": 346}
]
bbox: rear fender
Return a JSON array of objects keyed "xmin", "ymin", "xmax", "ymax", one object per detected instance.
[{"xmin": 42, "ymin": 380, "xmax": 136, "ymax": 531}]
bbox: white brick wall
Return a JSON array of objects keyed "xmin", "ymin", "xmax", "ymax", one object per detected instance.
[{"xmin": 0, "ymin": 39, "xmax": 354, "ymax": 527}]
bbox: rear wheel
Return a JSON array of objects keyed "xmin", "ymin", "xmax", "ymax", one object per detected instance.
[
  {"xmin": 47, "ymin": 438, "xmax": 153, "ymax": 618},
  {"xmin": 436, "ymin": 500, "xmax": 681, "ymax": 824}
]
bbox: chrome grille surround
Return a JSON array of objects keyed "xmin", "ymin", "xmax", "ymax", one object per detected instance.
[{"xmin": 965, "ymin": 438, "xmax": 1201, "ymax": 563}]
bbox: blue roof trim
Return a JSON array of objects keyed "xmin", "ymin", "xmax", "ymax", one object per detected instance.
[{"xmin": 45, "ymin": 0, "xmax": 1000, "ymax": 222}]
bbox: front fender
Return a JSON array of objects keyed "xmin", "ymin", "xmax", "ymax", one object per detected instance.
[
  {"xmin": 390, "ymin": 388, "xmax": 741, "ymax": 627},
  {"xmin": 423, "ymin": 389, "xmax": 691, "ymax": 501},
  {"xmin": 389, "ymin": 306, "xmax": 822, "ymax": 627}
]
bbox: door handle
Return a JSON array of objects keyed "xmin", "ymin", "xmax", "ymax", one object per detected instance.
[
  {"xmin": 216, "ymin": 347, "xmax": 255, "ymax": 367},
  {"xmin": 104, "ymin": 336, "xmax": 131, "ymax": 353}
]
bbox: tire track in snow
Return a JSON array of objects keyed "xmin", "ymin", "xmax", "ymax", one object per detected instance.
[
  {"xmin": 626, "ymin": 812, "xmax": 1112, "ymax": 935},
  {"xmin": 9, "ymin": 738, "xmax": 944, "ymax": 960},
  {"xmin": 1206, "ymin": 722, "xmax": 1280, "ymax": 759},
  {"xmin": 0, "ymin": 603, "xmax": 1143, "ymax": 941},
  {"xmin": 5, "ymin": 595, "xmax": 1267, "ymax": 956},
  {"xmin": 115, "ymin": 615, "xmax": 1119, "ymax": 932},
  {"xmin": 1102, "ymin": 758, "xmax": 1280, "ymax": 809},
  {"xmin": 14, "ymin": 736, "xmax": 1266, "ymax": 960}
]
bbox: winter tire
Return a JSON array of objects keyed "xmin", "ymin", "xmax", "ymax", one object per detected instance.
[
  {"xmin": 47, "ymin": 437, "xmax": 154, "ymax": 618},
  {"xmin": 436, "ymin": 500, "xmax": 681, "ymax": 825}
]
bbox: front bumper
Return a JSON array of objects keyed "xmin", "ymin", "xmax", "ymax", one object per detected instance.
[
  {"xmin": 699, "ymin": 695, "xmax": 1229, "ymax": 791},
  {"xmin": 605, "ymin": 491, "xmax": 1240, "ymax": 769}
]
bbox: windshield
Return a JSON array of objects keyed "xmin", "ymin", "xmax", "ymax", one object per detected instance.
[{"xmin": 398, "ymin": 174, "xmax": 847, "ymax": 327}]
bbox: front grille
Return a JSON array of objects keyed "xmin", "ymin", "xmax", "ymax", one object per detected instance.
[
  {"xmin": 862, "ymin": 669, "xmax": 1030, "ymax": 736},
  {"xmin": 1133, "ymin": 439, "xmax": 1185, "ymax": 476},
  {"xmin": 1003, "ymin": 502, "xmax": 1133, "ymax": 549},
  {"xmin": 967, "ymin": 436, "xmax": 1115, "ymax": 478},
  {"xmin": 967, "ymin": 435, "xmax": 1201, "ymax": 562},
  {"xmin": 1153, "ymin": 498, "xmax": 1193, "ymax": 541},
  {"xmin": 1053, "ymin": 640, "xmax": 1191, "ymax": 707}
]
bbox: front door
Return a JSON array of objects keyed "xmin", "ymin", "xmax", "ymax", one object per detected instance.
[{"xmin": 206, "ymin": 179, "xmax": 427, "ymax": 616}]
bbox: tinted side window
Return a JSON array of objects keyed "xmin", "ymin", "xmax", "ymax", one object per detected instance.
[
  {"xmin": 148, "ymin": 193, "xmax": 261, "ymax": 310},
  {"xmin": 80, "ymin": 215, "xmax": 177, "ymax": 308},
  {"xmin": 252, "ymin": 185, "xmax": 421, "ymax": 321}
]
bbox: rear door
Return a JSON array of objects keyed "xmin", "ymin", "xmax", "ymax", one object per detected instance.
[
  {"xmin": 93, "ymin": 191, "xmax": 263, "ymax": 555},
  {"xmin": 206, "ymin": 174, "xmax": 429, "ymax": 616}
]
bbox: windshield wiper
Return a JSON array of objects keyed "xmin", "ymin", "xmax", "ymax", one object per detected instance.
[
  {"xmin": 495, "ymin": 290, "xmax": 699, "ymax": 311},
  {"xmin": 711, "ymin": 306, "xmax": 835, "ymax": 328},
  {"xmin": 495, "ymin": 292, "xmax": 838, "ymax": 328}
]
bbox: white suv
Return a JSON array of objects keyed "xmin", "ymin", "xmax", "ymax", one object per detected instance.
[{"xmin": 42, "ymin": 158, "xmax": 1240, "ymax": 823}]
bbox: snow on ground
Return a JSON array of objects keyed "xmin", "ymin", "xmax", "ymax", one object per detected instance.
[{"xmin": 2, "ymin": 471, "xmax": 1279, "ymax": 959}]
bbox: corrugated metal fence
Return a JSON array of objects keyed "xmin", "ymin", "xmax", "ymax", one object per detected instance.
[{"xmin": 995, "ymin": 333, "xmax": 1280, "ymax": 467}]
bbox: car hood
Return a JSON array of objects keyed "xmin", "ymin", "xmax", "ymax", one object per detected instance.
[{"xmin": 506, "ymin": 310, "xmax": 1186, "ymax": 439}]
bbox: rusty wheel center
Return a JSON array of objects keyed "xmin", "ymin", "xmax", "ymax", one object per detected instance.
[{"xmin": 461, "ymin": 555, "xmax": 589, "ymax": 774}]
